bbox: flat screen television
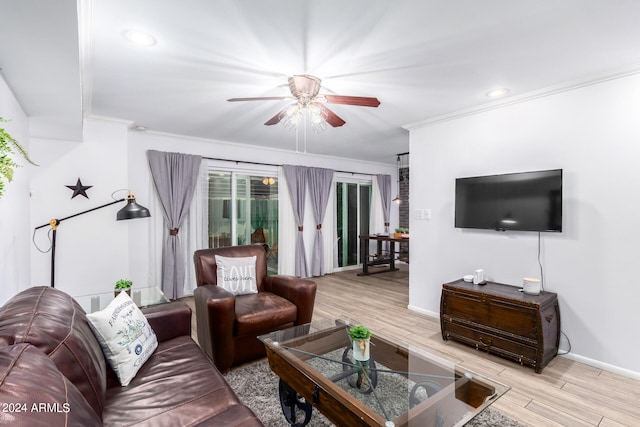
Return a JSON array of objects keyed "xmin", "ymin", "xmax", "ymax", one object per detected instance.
[{"xmin": 455, "ymin": 169, "xmax": 562, "ymax": 232}]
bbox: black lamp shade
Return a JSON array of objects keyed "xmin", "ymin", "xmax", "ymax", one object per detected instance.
[{"xmin": 117, "ymin": 196, "xmax": 151, "ymax": 220}]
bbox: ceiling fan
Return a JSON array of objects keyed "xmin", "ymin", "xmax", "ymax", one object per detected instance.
[{"xmin": 227, "ymin": 75, "xmax": 380, "ymax": 129}]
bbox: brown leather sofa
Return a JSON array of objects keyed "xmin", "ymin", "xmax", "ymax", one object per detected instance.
[
  {"xmin": 194, "ymin": 245, "xmax": 317, "ymax": 372},
  {"xmin": 0, "ymin": 286, "xmax": 264, "ymax": 426}
]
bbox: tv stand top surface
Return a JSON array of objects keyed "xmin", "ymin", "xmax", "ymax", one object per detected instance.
[{"xmin": 443, "ymin": 279, "xmax": 557, "ymax": 306}]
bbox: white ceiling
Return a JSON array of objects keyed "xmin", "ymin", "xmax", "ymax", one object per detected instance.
[{"xmin": 2, "ymin": 1, "xmax": 640, "ymax": 164}]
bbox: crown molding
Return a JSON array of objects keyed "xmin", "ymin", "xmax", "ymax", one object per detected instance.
[{"xmin": 403, "ymin": 64, "xmax": 640, "ymax": 131}]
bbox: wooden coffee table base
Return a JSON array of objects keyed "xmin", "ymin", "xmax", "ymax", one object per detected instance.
[{"xmin": 261, "ymin": 322, "xmax": 508, "ymax": 427}]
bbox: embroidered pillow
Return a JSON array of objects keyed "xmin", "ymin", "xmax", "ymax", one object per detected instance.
[
  {"xmin": 86, "ymin": 291, "xmax": 158, "ymax": 386},
  {"xmin": 215, "ymin": 255, "xmax": 258, "ymax": 296}
]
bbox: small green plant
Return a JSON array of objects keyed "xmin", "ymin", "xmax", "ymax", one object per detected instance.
[
  {"xmin": 348, "ymin": 325, "xmax": 372, "ymax": 341},
  {"xmin": 0, "ymin": 117, "xmax": 38, "ymax": 198},
  {"xmin": 115, "ymin": 279, "xmax": 133, "ymax": 290},
  {"xmin": 395, "ymin": 227, "xmax": 409, "ymax": 233}
]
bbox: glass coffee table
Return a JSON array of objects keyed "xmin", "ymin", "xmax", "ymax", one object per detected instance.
[
  {"xmin": 74, "ymin": 287, "xmax": 169, "ymax": 313},
  {"xmin": 259, "ymin": 319, "xmax": 509, "ymax": 427}
]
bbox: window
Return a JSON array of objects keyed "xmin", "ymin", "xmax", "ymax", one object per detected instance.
[{"xmin": 207, "ymin": 164, "xmax": 278, "ymax": 273}]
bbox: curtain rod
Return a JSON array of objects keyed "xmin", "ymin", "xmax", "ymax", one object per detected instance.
[{"xmin": 203, "ymin": 156, "xmax": 379, "ymax": 177}]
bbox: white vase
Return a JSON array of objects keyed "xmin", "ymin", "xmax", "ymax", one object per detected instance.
[{"xmin": 352, "ymin": 338, "xmax": 370, "ymax": 361}]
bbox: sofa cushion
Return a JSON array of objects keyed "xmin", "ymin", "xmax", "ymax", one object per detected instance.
[
  {"xmin": 103, "ymin": 335, "xmax": 262, "ymax": 426},
  {"xmin": 0, "ymin": 286, "xmax": 107, "ymax": 418},
  {"xmin": 87, "ymin": 291, "xmax": 158, "ymax": 386},
  {"xmin": 234, "ymin": 292, "xmax": 297, "ymax": 336},
  {"xmin": 0, "ymin": 343, "xmax": 102, "ymax": 426}
]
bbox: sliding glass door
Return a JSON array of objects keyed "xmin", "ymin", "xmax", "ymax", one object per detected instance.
[
  {"xmin": 336, "ymin": 181, "xmax": 371, "ymax": 268},
  {"xmin": 207, "ymin": 169, "xmax": 278, "ymax": 273}
]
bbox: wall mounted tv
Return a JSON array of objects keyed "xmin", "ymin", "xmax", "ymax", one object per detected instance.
[{"xmin": 455, "ymin": 169, "xmax": 562, "ymax": 232}]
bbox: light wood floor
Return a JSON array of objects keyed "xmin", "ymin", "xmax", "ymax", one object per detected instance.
[{"xmin": 184, "ymin": 266, "xmax": 640, "ymax": 426}]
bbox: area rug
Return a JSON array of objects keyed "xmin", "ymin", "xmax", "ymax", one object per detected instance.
[{"xmin": 225, "ymin": 359, "xmax": 524, "ymax": 426}]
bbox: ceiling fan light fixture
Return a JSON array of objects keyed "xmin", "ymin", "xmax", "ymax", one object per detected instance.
[
  {"xmin": 279, "ymin": 103, "xmax": 302, "ymax": 131},
  {"xmin": 308, "ymin": 103, "xmax": 328, "ymax": 133},
  {"xmin": 279, "ymin": 102, "xmax": 329, "ymax": 133}
]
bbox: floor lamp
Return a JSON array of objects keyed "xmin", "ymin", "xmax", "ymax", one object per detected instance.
[{"xmin": 34, "ymin": 191, "xmax": 151, "ymax": 288}]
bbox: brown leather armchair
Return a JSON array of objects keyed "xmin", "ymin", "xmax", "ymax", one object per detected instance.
[{"xmin": 194, "ymin": 245, "xmax": 317, "ymax": 372}]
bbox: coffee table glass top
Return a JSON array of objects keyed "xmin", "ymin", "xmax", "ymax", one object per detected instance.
[
  {"xmin": 259, "ymin": 319, "xmax": 510, "ymax": 427},
  {"xmin": 74, "ymin": 287, "xmax": 169, "ymax": 313}
]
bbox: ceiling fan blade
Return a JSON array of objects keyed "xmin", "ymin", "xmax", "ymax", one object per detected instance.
[
  {"xmin": 324, "ymin": 95, "xmax": 381, "ymax": 107},
  {"xmin": 227, "ymin": 96, "xmax": 290, "ymax": 102},
  {"xmin": 318, "ymin": 104, "xmax": 346, "ymax": 127},
  {"xmin": 264, "ymin": 107, "xmax": 288, "ymax": 126}
]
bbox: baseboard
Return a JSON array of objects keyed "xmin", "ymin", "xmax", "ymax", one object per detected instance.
[
  {"xmin": 560, "ymin": 352, "xmax": 640, "ymax": 380},
  {"xmin": 407, "ymin": 305, "xmax": 640, "ymax": 380},
  {"xmin": 407, "ymin": 304, "xmax": 439, "ymax": 318}
]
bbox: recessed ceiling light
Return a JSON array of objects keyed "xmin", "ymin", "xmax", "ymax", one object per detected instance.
[
  {"xmin": 124, "ymin": 29, "xmax": 156, "ymax": 46},
  {"xmin": 129, "ymin": 124, "xmax": 148, "ymax": 132},
  {"xmin": 486, "ymin": 88, "xmax": 510, "ymax": 98}
]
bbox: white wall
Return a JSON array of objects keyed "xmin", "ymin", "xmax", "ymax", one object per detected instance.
[
  {"xmin": 29, "ymin": 119, "xmax": 133, "ymax": 296},
  {"xmin": 408, "ymin": 72, "xmax": 640, "ymax": 377},
  {"xmin": 26, "ymin": 121, "xmax": 397, "ymax": 297},
  {"xmin": 0, "ymin": 76, "xmax": 32, "ymax": 304}
]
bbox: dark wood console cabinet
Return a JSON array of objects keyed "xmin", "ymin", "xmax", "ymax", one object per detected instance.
[{"xmin": 440, "ymin": 279, "xmax": 560, "ymax": 373}]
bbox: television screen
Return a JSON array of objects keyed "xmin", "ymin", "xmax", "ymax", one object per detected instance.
[{"xmin": 455, "ymin": 169, "xmax": 562, "ymax": 232}]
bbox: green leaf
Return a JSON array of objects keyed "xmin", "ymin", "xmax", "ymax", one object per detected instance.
[{"xmin": 0, "ymin": 117, "xmax": 38, "ymax": 199}]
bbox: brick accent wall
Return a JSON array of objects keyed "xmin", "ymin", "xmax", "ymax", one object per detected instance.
[
  {"xmin": 398, "ymin": 166, "xmax": 410, "ymax": 261},
  {"xmin": 399, "ymin": 167, "xmax": 409, "ymax": 228}
]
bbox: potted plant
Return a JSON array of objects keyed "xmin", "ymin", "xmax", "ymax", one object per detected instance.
[
  {"xmin": 348, "ymin": 325, "xmax": 372, "ymax": 361},
  {"xmin": 394, "ymin": 227, "xmax": 409, "ymax": 239},
  {"xmin": 0, "ymin": 117, "xmax": 38, "ymax": 199},
  {"xmin": 115, "ymin": 279, "xmax": 133, "ymax": 298}
]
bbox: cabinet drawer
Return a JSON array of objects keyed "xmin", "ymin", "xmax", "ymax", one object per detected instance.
[
  {"xmin": 487, "ymin": 299, "xmax": 538, "ymax": 340},
  {"xmin": 441, "ymin": 291, "xmax": 489, "ymax": 324},
  {"xmin": 443, "ymin": 321, "xmax": 538, "ymax": 363}
]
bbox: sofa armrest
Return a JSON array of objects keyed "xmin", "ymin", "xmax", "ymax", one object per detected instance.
[
  {"xmin": 141, "ymin": 301, "xmax": 192, "ymax": 343},
  {"xmin": 194, "ymin": 285, "xmax": 236, "ymax": 371},
  {"xmin": 264, "ymin": 276, "xmax": 317, "ymax": 325}
]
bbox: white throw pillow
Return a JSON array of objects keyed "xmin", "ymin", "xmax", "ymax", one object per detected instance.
[
  {"xmin": 215, "ymin": 255, "xmax": 258, "ymax": 296},
  {"xmin": 86, "ymin": 291, "xmax": 158, "ymax": 386}
]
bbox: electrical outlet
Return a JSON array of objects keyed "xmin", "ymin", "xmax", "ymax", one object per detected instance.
[{"xmin": 425, "ymin": 209, "xmax": 432, "ymax": 220}]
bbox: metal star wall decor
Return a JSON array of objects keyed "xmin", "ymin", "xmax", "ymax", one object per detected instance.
[{"xmin": 65, "ymin": 178, "xmax": 92, "ymax": 199}]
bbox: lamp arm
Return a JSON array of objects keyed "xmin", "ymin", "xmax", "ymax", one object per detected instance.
[
  {"xmin": 33, "ymin": 198, "xmax": 126, "ymax": 289},
  {"xmin": 35, "ymin": 198, "xmax": 126, "ymax": 230},
  {"xmin": 32, "ymin": 194, "xmax": 147, "ymax": 289}
]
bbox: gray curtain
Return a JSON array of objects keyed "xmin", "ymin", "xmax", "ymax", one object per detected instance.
[
  {"xmin": 283, "ymin": 165, "xmax": 309, "ymax": 278},
  {"xmin": 147, "ymin": 150, "xmax": 202, "ymax": 299},
  {"xmin": 308, "ymin": 167, "xmax": 334, "ymax": 276},
  {"xmin": 377, "ymin": 174, "xmax": 392, "ymax": 233}
]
